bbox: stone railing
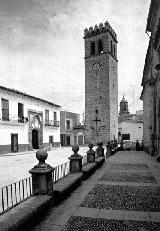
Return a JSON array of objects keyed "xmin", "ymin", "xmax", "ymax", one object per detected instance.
[
  {"xmin": 0, "ymin": 142, "xmax": 116, "ymax": 231},
  {"xmin": 106, "ymin": 140, "xmax": 118, "ymax": 156}
]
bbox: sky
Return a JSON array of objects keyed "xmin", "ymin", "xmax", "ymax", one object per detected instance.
[{"xmin": 0, "ymin": 0, "xmax": 151, "ymax": 118}]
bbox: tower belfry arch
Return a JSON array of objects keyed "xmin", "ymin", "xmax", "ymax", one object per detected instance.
[{"xmin": 84, "ymin": 21, "xmax": 118, "ymax": 144}]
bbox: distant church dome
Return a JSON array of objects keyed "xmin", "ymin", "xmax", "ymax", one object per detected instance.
[{"xmin": 119, "ymin": 95, "xmax": 130, "ymax": 116}]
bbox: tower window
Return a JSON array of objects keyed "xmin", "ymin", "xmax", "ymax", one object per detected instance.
[
  {"xmin": 98, "ymin": 40, "xmax": 103, "ymax": 54},
  {"xmin": 111, "ymin": 40, "xmax": 113, "ymax": 54},
  {"xmin": 90, "ymin": 41, "xmax": 95, "ymax": 55}
]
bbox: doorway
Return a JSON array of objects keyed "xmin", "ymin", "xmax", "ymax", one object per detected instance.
[
  {"xmin": 66, "ymin": 136, "xmax": 70, "ymax": 146},
  {"xmin": 49, "ymin": 135, "xmax": 54, "ymax": 147},
  {"xmin": 11, "ymin": 134, "xmax": 18, "ymax": 152},
  {"xmin": 32, "ymin": 129, "xmax": 39, "ymax": 149},
  {"xmin": 78, "ymin": 135, "xmax": 83, "ymax": 146}
]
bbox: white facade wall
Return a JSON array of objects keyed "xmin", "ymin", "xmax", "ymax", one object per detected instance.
[
  {"xmin": 119, "ymin": 121, "xmax": 143, "ymax": 142},
  {"xmin": 0, "ymin": 88, "xmax": 60, "ymax": 151},
  {"xmin": 43, "ymin": 127, "xmax": 60, "ymax": 143},
  {"xmin": 0, "ymin": 124, "xmax": 28, "ymax": 145}
]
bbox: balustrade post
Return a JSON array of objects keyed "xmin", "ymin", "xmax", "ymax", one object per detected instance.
[
  {"xmin": 87, "ymin": 143, "xmax": 96, "ymax": 163},
  {"xmin": 68, "ymin": 145, "xmax": 83, "ymax": 173},
  {"xmin": 29, "ymin": 149, "xmax": 54, "ymax": 196},
  {"xmin": 106, "ymin": 141, "xmax": 111, "ymax": 157},
  {"xmin": 96, "ymin": 141, "xmax": 105, "ymax": 157}
]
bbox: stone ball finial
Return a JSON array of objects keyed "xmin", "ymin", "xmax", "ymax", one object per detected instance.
[
  {"xmin": 36, "ymin": 149, "xmax": 48, "ymax": 164},
  {"xmin": 97, "ymin": 141, "xmax": 103, "ymax": 146},
  {"xmin": 72, "ymin": 145, "xmax": 79, "ymax": 154},
  {"xmin": 99, "ymin": 23, "xmax": 103, "ymax": 30},
  {"xmin": 88, "ymin": 143, "xmax": 94, "ymax": 150},
  {"xmin": 84, "ymin": 28, "xmax": 88, "ymax": 36}
]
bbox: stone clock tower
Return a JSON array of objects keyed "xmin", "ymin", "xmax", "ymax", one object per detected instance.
[{"xmin": 84, "ymin": 21, "xmax": 118, "ymax": 144}]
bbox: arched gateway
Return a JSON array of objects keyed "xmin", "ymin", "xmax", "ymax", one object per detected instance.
[{"xmin": 28, "ymin": 111, "xmax": 43, "ymax": 150}]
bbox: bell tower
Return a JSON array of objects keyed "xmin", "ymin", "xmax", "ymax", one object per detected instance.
[
  {"xmin": 119, "ymin": 95, "xmax": 130, "ymax": 116},
  {"xmin": 84, "ymin": 21, "xmax": 118, "ymax": 144}
]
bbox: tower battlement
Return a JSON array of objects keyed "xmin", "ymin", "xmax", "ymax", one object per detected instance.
[{"xmin": 84, "ymin": 21, "xmax": 117, "ymax": 41}]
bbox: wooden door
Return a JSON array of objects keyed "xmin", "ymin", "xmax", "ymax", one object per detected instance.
[
  {"xmin": 78, "ymin": 135, "xmax": 83, "ymax": 145},
  {"xmin": 66, "ymin": 136, "xmax": 70, "ymax": 146},
  {"xmin": 32, "ymin": 129, "xmax": 39, "ymax": 149},
  {"xmin": 49, "ymin": 136, "xmax": 54, "ymax": 147},
  {"xmin": 11, "ymin": 134, "xmax": 18, "ymax": 152}
]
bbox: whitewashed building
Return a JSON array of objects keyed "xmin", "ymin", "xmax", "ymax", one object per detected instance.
[
  {"xmin": 118, "ymin": 96, "xmax": 143, "ymax": 144},
  {"xmin": 0, "ymin": 86, "xmax": 61, "ymax": 154},
  {"xmin": 118, "ymin": 121, "xmax": 143, "ymax": 143}
]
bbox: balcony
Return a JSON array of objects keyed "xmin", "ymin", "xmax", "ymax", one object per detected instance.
[
  {"xmin": 66, "ymin": 126, "xmax": 72, "ymax": 130},
  {"xmin": 0, "ymin": 115, "xmax": 28, "ymax": 125},
  {"xmin": 73, "ymin": 124, "xmax": 85, "ymax": 130},
  {"xmin": 44, "ymin": 120, "xmax": 60, "ymax": 127}
]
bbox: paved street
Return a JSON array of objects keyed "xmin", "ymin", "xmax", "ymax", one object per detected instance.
[
  {"xmin": 0, "ymin": 146, "xmax": 89, "ymax": 188},
  {"xmin": 30, "ymin": 150, "xmax": 160, "ymax": 231}
]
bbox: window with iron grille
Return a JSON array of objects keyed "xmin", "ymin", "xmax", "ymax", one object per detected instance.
[
  {"xmin": 45, "ymin": 109, "xmax": 49, "ymax": 125},
  {"xmin": 1, "ymin": 98, "xmax": 9, "ymax": 121},
  {"xmin": 18, "ymin": 103, "xmax": 24, "ymax": 123}
]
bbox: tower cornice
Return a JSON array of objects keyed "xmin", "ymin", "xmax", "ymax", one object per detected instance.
[{"xmin": 84, "ymin": 21, "xmax": 117, "ymax": 42}]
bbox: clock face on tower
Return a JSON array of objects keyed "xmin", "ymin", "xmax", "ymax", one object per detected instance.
[{"xmin": 92, "ymin": 62, "xmax": 100, "ymax": 71}]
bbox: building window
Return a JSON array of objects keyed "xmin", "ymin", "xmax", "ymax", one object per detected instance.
[
  {"xmin": 45, "ymin": 109, "xmax": 49, "ymax": 125},
  {"xmin": 122, "ymin": 134, "xmax": 130, "ymax": 140},
  {"xmin": 54, "ymin": 112, "xmax": 57, "ymax": 121},
  {"xmin": 18, "ymin": 103, "xmax": 24, "ymax": 123},
  {"xmin": 98, "ymin": 40, "xmax": 103, "ymax": 54},
  {"xmin": 91, "ymin": 41, "xmax": 95, "ymax": 55},
  {"xmin": 1, "ymin": 98, "xmax": 9, "ymax": 121},
  {"xmin": 66, "ymin": 120, "xmax": 70, "ymax": 129}
]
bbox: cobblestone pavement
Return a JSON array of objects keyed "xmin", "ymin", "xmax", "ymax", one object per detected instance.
[{"xmin": 30, "ymin": 151, "xmax": 160, "ymax": 231}]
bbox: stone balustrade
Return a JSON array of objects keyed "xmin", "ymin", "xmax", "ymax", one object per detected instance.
[{"xmin": 0, "ymin": 141, "xmax": 118, "ymax": 231}]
